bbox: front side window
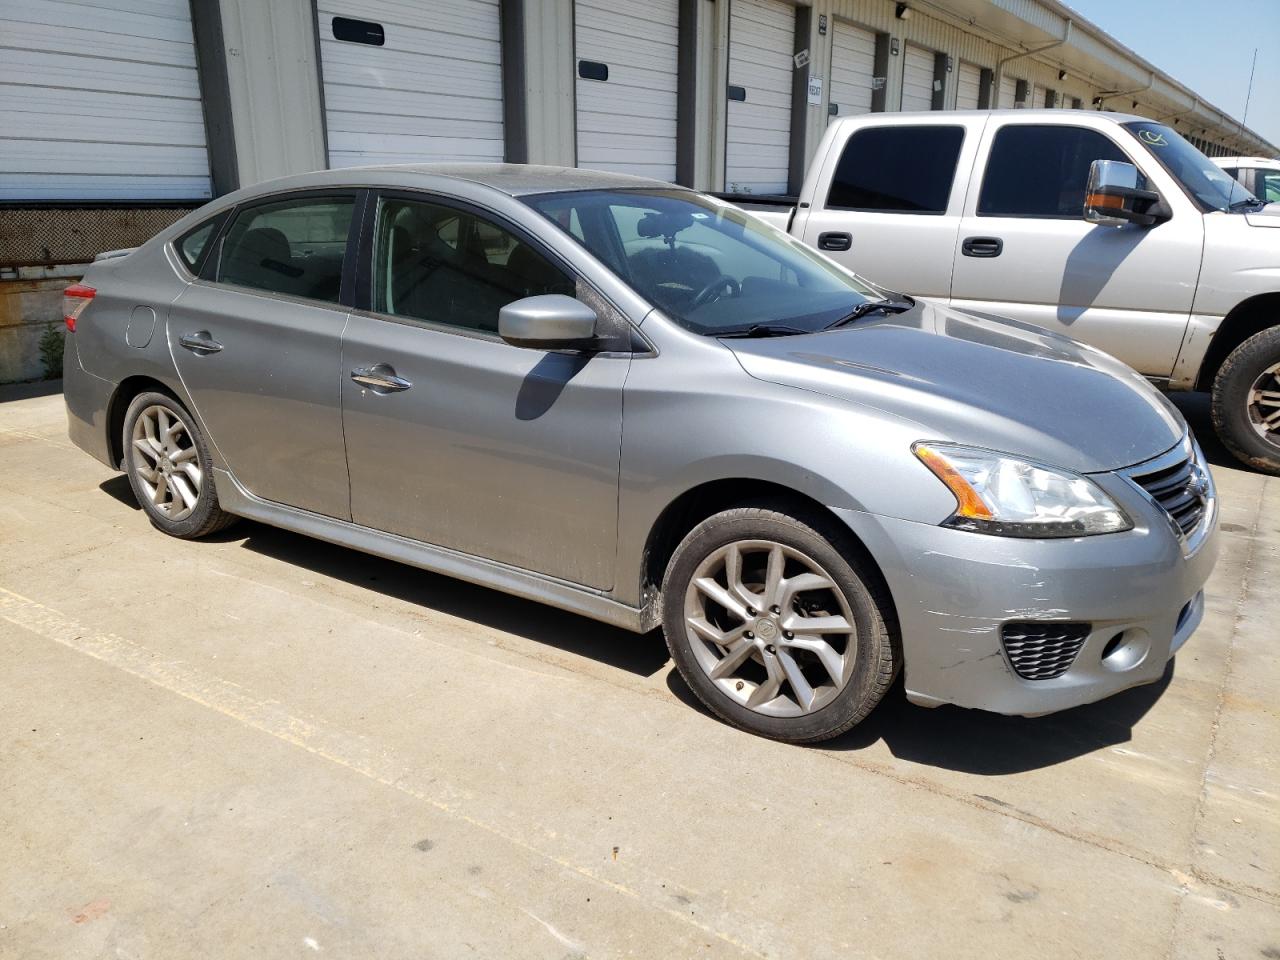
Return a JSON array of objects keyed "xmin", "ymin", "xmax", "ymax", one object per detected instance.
[
  {"xmin": 826, "ymin": 126, "xmax": 965, "ymax": 214},
  {"xmin": 979, "ymin": 125, "xmax": 1139, "ymax": 218},
  {"xmin": 217, "ymin": 195, "xmax": 354, "ymax": 302},
  {"xmin": 526, "ymin": 189, "xmax": 880, "ymax": 336},
  {"xmin": 373, "ymin": 196, "xmax": 574, "ymax": 333},
  {"xmin": 1258, "ymin": 170, "xmax": 1280, "ymax": 204}
]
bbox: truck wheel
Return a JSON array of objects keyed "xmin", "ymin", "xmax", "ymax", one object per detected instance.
[
  {"xmin": 123, "ymin": 391, "xmax": 238, "ymax": 539},
  {"xmin": 661, "ymin": 502, "xmax": 897, "ymax": 744},
  {"xmin": 1211, "ymin": 327, "xmax": 1280, "ymax": 475}
]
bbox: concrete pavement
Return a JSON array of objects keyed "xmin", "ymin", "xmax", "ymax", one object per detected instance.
[{"xmin": 1, "ymin": 384, "xmax": 1277, "ymax": 959}]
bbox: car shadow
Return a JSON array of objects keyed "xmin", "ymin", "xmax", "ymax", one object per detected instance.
[
  {"xmin": 666, "ymin": 658, "xmax": 1173, "ymax": 775},
  {"xmin": 231, "ymin": 521, "xmax": 672, "ymax": 678}
]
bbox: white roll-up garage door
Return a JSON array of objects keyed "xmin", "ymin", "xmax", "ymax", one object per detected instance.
[
  {"xmin": 828, "ymin": 20, "xmax": 876, "ymax": 124},
  {"xmin": 319, "ymin": 0, "xmax": 504, "ymax": 167},
  {"xmin": 956, "ymin": 62, "xmax": 982, "ymax": 110},
  {"xmin": 0, "ymin": 0, "xmax": 210, "ymax": 201},
  {"xmin": 901, "ymin": 43, "xmax": 935, "ymax": 111},
  {"xmin": 726, "ymin": 0, "xmax": 795, "ymax": 195},
  {"xmin": 575, "ymin": 0, "xmax": 679, "ymax": 180},
  {"xmin": 999, "ymin": 73, "xmax": 1018, "ymax": 108},
  {"xmin": 1032, "ymin": 84, "xmax": 1047, "ymax": 109}
]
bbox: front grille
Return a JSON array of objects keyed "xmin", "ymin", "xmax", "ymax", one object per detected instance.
[
  {"xmin": 1001, "ymin": 622, "xmax": 1091, "ymax": 680},
  {"xmin": 1131, "ymin": 453, "xmax": 1207, "ymax": 536}
]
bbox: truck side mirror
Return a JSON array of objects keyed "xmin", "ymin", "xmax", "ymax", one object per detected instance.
[{"xmin": 1084, "ymin": 159, "xmax": 1167, "ymax": 227}]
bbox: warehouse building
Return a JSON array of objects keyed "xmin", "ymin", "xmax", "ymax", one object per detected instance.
[{"xmin": 1, "ymin": 0, "xmax": 1276, "ymax": 379}]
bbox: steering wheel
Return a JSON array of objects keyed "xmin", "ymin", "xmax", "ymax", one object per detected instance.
[{"xmin": 691, "ymin": 275, "xmax": 741, "ymax": 308}]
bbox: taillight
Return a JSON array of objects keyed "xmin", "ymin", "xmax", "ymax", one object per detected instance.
[{"xmin": 63, "ymin": 283, "xmax": 95, "ymax": 332}]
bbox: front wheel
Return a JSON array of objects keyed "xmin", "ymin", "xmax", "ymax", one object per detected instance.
[
  {"xmin": 1211, "ymin": 326, "xmax": 1280, "ymax": 475},
  {"xmin": 122, "ymin": 391, "xmax": 237, "ymax": 538},
  {"xmin": 661, "ymin": 503, "xmax": 897, "ymax": 743}
]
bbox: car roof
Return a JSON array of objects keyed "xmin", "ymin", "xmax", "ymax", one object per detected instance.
[
  {"xmin": 830, "ymin": 108, "xmax": 1151, "ymax": 126},
  {"xmin": 1214, "ymin": 156, "xmax": 1280, "ymax": 168},
  {"xmin": 227, "ymin": 163, "xmax": 684, "ymax": 201}
]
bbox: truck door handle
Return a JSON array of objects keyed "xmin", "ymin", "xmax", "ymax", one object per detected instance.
[
  {"xmin": 178, "ymin": 331, "xmax": 223, "ymax": 353},
  {"xmin": 351, "ymin": 364, "xmax": 412, "ymax": 393},
  {"xmin": 817, "ymin": 231, "xmax": 852, "ymax": 252},
  {"xmin": 961, "ymin": 236, "xmax": 1003, "ymax": 258}
]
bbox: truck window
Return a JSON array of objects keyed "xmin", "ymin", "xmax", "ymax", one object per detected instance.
[
  {"xmin": 826, "ymin": 126, "xmax": 965, "ymax": 215},
  {"xmin": 978, "ymin": 125, "xmax": 1138, "ymax": 218}
]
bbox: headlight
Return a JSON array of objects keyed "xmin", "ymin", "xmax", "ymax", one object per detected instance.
[{"xmin": 913, "ymin": 442, "xmax": 1132, "ymax": 538}]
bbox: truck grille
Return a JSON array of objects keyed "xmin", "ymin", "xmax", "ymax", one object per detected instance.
[
  {"xmin": 1001, "ymin": 622, "xmax": 1091, "ymax": 680},
  {"xmin": 1131, "ymin": 453, "xmax": 1207, "ymax": 536}
]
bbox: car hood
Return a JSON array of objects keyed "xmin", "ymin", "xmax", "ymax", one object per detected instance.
[{"xmin": 726, "ymin": 298, "xmax": 1186, "ymax": 474}]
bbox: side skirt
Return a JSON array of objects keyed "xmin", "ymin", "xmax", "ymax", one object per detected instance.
[{"xmin": 213, "ymin": 469, "xmax": 654, "ymax": 634}]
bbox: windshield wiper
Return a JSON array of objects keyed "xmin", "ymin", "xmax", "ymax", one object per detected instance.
[
  {"xmin": 1229, "ymin": 196, "xmax": 1266, "ymax": 211},
  {"xmin": 823, "ymin": 296, "xmax": 915, "ymax": 330},
  {"xmin": 715, "ymin": 322, "xmax": 816, "ymax": 339}
]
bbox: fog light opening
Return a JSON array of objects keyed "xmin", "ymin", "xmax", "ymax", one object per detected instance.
[
  {"xmin": 1099, "ymin": 629, "xmax": 1150, "ymax": 672},
  {"xmin": 1101, "ymin": 632, "xmax": 1126, "ymax": 661}
]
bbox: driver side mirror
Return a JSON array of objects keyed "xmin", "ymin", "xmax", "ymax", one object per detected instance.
[
  {"xmin": 1084, "ymin": 159, "xmax": 1168, "ymax": 227},
  {"xmin": 499, "ymin": 294, "xmax": 599, "ymax": 351}
]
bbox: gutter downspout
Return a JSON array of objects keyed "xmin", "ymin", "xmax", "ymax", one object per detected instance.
[{"xmin": 992, "ymin": 19, "xmax": 1072, "ymax": 108}]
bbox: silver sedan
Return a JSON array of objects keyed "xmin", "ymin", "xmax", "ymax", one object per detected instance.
[{"xmin": 63, "ymin": 164, "xmax": 1219, "ymax": 742}]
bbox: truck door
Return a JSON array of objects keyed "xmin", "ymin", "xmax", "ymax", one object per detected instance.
[
  {"xmin": 797, "ymin": 120, "xmax": 979, "ymax": 298},
  {"xmin": 949, "ymin": 118, "xmax": 1204, "ymax": 379}
]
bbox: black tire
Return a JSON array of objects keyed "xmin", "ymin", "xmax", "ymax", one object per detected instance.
[
  {"xmin": 1211, "ymin": 326, "xmax": 1280, "ymax": 475},
  {"xmin": 661, "ymin": 501, "xmax": 898, "ymax": 744},
  {"xmin": 122, "ymin": 391, "xmax": 238, "ymax": 539}
]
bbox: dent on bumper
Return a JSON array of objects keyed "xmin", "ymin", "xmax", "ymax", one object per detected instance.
[{"xmin": 836, "ymin": 500, "xmax": 1219, "ymax": 717}]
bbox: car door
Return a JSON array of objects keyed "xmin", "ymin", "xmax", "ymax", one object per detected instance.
[
  {"xmin": 168, "ymin": 190, "xmax": 358, "ymax": 518},
  {"xmin": 340, "ymin": 191, "xmax": 630, "ymax": 590},
  {"xmin": 796, "ymin": 121, "xmax": 978, "ymax": 297},
  {"xmin": 948, "ymin": 120, "xmax": 1204, "ymax": 379}
]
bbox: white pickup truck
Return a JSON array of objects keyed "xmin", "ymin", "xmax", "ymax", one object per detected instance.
[{"xmin": 739, "ymin": 109, "xmax": 1280, "ymax": 473}]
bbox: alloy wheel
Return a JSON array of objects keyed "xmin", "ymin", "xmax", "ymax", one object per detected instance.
[
  {"xmin": 1247, "ymin": 362, "xmax": 1280, "ymax": 445},
  {"xmin": 131, "ymin": 404, "xmax": 202, "ymax": 522},
  {"xmin": 682, "ymin": 539, "xmax": 858, "ymax": 718}
]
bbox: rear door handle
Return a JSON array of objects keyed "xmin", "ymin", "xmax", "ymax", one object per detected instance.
[
  {"xmin": 961, "ymin": 236, "xmax": 1003, "ymax": 258},
  {"xmin": 178, "ymin": 331, "xmax": 223, "ymax": 353},
  {"xmin": 351, "ymin": 364, "xmax": 412, "ymax": 393},
  {"xmin": 817, "ymin": 231, "xmax": 852, "ymax": 252}
]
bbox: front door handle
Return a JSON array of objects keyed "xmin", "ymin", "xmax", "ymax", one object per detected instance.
[
  {"xmin": 961, "ymin": 236, "xmax": 1004, "ymax": 258},
  {"xmin": 817, "ymin": 231, "xmax": 852, "ymax": 252},
  {"xmin": 351, "ymin": 364, "xmax": 412, "ymax": 393},
  {"xmin": 179, "ymin": 331, "xmax": 223, "ymax": 353}
]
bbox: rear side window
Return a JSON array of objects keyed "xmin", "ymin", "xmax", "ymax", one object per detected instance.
[
  {"xmin": 216, "ymin": 195, "xmax": 355, "ymax": 303},
  {"xmin": 176, "ymin": 213, "xmax": 226, "ymax": 273},
  {"xmin": 979, "ymin": 126, "xmax": 1139, "ymax": 218},
  {"xmin": 826, "ymin": 126, "xmax": 965, "ymax": 214}
]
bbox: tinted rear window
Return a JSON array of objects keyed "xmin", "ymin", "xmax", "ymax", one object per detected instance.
[{"xmin": 826, "ymin": 126, "xmax": 965, "ymax": 214}]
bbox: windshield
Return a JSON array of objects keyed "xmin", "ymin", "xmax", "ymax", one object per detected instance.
[
  {"xmin": 524, "ymin": 189, "xmax": 879, "ymax": 335},
  {"xmin": 1122, "ymin": 121, "xmax": 1258, "ymax": 212}
]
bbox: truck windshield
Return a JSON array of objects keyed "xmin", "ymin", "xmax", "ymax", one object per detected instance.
[
  {"xmin": 1122, "ymin": 121, "xmax": 1258, "ymax": 212},
  {"xmin": 524, "ymin": 188, "xmax": 880, "ymax": 335}
]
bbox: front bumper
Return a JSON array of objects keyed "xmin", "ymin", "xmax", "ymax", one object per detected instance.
[{"xmin": 836, "ymin": 447, "xmax": 1219, "ymax": 717}]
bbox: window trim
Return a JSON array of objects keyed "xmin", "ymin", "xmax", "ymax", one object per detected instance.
[
  {"xmin": 201, "ymin": 187, "xmax": 364, "ymax": 307},
  {"xmin": 975, "ymin": 122, "xmax": 1147, "ymax": 221},
  {"xmin": 823, "ymin": 124, "xmax": 968, "ymax": 216},
  {"xmin": 353, "ymin": 187, "xmax": 640, "ymax": 352},
  {"xmin": 172, "ymin": 210, "xmax": 231, "ymax": 278}
]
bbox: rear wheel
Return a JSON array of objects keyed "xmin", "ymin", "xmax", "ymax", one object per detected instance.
[
  {"xmin": 122, "ymin": 391, "xmax": 237, "ymax": 539},
  {"xmin": 1211, "ymin": 326, "xmax": 1280, "ymax": 475},
  {"xmin": 661, "ymin": 503, "xmax": 897, "ymax": 743}
]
